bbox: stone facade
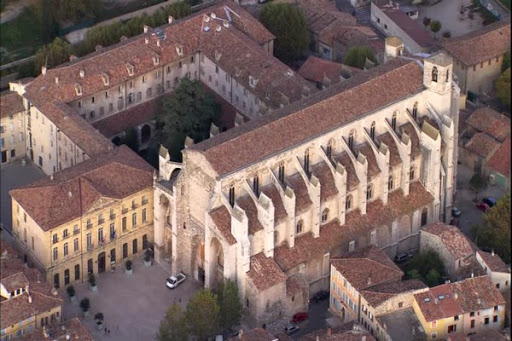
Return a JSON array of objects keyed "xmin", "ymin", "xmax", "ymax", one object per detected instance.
[{"xmin": 0, "ymin": 92, "xmax": 26, "ymax": 164}]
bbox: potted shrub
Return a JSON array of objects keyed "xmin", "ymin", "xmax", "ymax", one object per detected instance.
[
  {"xmin": 144, "ymin": 249, "xmax": 152, "ymax": 267},
  {"xmin": 80, "ymin": 298, "xmax": 90, "ymax": 317},
  {"xmin": 125, "ymin": 260, "xmax": 133, "ymax": 275},
  {"xmin": 94, "ymin": 312, "xmax": 104, "ymax": 331},
  {"xmin": 66, "ymin": 285, "xmax": 76, "ymax": 302},
  {"xmin": 88, "ymin": 273, "xmax": 97, "ymax": 292}
]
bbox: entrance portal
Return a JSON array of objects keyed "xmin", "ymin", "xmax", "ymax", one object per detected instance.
[{"xmin": 98, "ymin": 252, "xmax": 106, "ymax": 273}]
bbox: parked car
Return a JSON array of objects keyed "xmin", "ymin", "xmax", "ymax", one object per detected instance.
[
  {"xmin": 476, "ymin": 202, "xmax": 490, "ymax": 212},
  {"xmin": 312, "ymin": 290, "xmax": 329, "ymax": 302},
  {"xmin": 166, "ymin": 272, "xmax": 186, "ymax": 289},
  {"xmin": 482, "ymin": 197, "xmax": 497, "ymax": 207},
  {"xmin": 452, "ymin": 207, "xmax": 462, "ymax": 217},
  {"xmin": 394, "ymin": 252, "xmax": 410, "ymax": 263},
  {"xmin": 292, "ymin": 312, "xmax": 308, "ymax": 323},
  {"xmin": 284, "ymin": 323, "xmax": 300, "ymax": 335}
]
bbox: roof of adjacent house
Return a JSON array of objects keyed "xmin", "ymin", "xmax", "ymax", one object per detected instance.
[
  {"xmin": 466, "ymin": 107, "xmax": 511, "ymax": 142},
  {"xmin": 360, "ymin": 279, "xmax": 427, "ymax": 307},
  {"xmin": 208, "ymin": 205, "xmax": 236, "ymax": 245},
  {"xmin": 373, "ymin": 0, "xmax": 434, "ymax": 48},
  {"xmin": 421, "ymin": 222, "xmax": 475, "ymax": 260},
  {"xmin": 298, "ymin": 56, "xmax": 361, "ymax": 84},
  {"xmin": 24, "ymin": 318, "xmax": 93, "ymax": 341},
  {"xmin": 1, "ymin": 272, "xmax": 29, "ymax": 293},
  {"xmin": 312, "ymin": 161, "xmax": 339, "ymax": 202},
  {"xmin": 464, "ymin": 132, "xmax": 501, "ymax": 158},
  {"xmin": 189, "ymin": 59, "xmax": 424, "ymax": 177},
  {"xmin": 442, "ymin": 19, "xmax": 511, "ymax": 66},
  {"xmin": 9, "ymin": 145, "xmax": 154, "ymax": 231},
  {"xmin": 302, "ymin": 322, "xmax": 376, "ymax": 341},
  {"xmin": 487, "ymin": 136, "xmax": 511, "ymax": 177},
  {"xmin": 237, "ymin": 195, "xmax": 264, "ymax": 235},
  {"xmin": 331, "ymin": 246, "xmax": 403, "ymax": 291},
  {"xmin": 246, "ymin": 252, "xmax": 287, "ymax": 292},
  {"xmin": 477, "ymin": 250, "xmax": 510, "ymax": 273},
  {"xmin": 227, "ymin": 328, "xmax": 278, "ymax": 341},
  {"xmin": 298, "ymin": 0, "xmax": 357, "ymax": 37},
  {"xmin": 0, "ymin": 91, "xmax": 25, "ymax": 118},
  {"xmin": 414, "ymin": 276, "xmax": 506, "ymax": 322}
]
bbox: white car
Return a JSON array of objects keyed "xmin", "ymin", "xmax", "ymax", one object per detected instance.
[{"xmin": 166, "ymin": 272, "xmax": 186, "ymax": 289}]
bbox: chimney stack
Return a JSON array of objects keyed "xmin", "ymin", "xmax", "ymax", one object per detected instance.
[
  {"xmin": 41, "ymin": 66, "xmax": 47, "ymax": 75},
  {"xmin": 327, "ymin": 328, "xmax": 332, "ymax": 336},
  {"xmin": 145, "ymin": 37, "xmax": 149, "ymax": 44},
  {"xmin": 454, "ymin": 292, "xmax": 458, "ymax": 299},
  {"xmin": 491, "ymin": 249, "xmax": 495, "ymax": 256},
  {"xmin": 168, "ymin": 15, "xmax": 174, "ymax": 24},
  {"xmin": 238, "ymin": 329, "xmax": 243, "ymax": 339},
  {"xmin": 477, "ymin": 298, "xmax": 481, "ymax": 305},
  {"xmin": 69, "ymin": 55, "xmax": 77, "ymax": 62},
  {"xmin": 55, "ymin": 76, "xmax": 59, "ymax": 84},
  {"xmin": 143, "ymin": 25, "xmax": 149, "ymax": 33},
  {"xmin": 367, "ymin": 276, "xmax": 372, "ymax": 286}
]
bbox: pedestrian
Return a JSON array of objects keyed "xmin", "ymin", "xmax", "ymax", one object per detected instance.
[
  {"xmin": 104, "ymin": 327, "xmax": 107, "ymax": 335},
  {"xmin": 178, "ymin": 298, "xmax": 181, "ymax": 303},
  {"xmin": 108, "ymin": 329, "xmax": 111, "ymax": 335}
]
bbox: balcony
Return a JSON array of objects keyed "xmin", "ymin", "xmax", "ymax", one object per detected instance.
[
  {"xmin": 98, "ymin": 237, "xmax": 105, "ymax": 246},
  {"xmin": 110, "ymin": 214, "xmax": 116, "ymax": 220},
  {"xmin": 142, "ymin": 198, "xmax": 148, "ymax": 205},
  {"xmin": 86, "ymin": 223, "xmax": 93, "ymax": 230},
  {"xmin": 73, "ymin": 229, "xmax": 80, "ymax": 235},
  {"xmin": 122, "ymin": 208, "xmax": 128, "ymax": 214},
  {"xmin": 132, "ymin": 203, "xmax": 138, "ymax": 210},
  {"xmin": 63, "ymin": 234, "xmax": 70, "ymax": 240},
  {"xmin": 87, "ymin": 243, "xmax": 94, "ymax": 251},
  {"xmin": 52, "ymin": 238, "xmax": 59, "ymax": 244},
  {"xmin": 98, "ymin": 219, "xmax": 105, "ymax": 225}
]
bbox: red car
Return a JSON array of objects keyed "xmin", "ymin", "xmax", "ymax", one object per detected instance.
[
  {"xmin": 292, "ymin": 312, "xmax": 308, "ymax": 323},
  {"xmin": 476, "ymin": 202, "xmax": 490, "ymax": 212}
]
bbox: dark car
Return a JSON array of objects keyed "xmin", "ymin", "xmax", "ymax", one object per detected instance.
[
  {"xmin": 284, "ymin": 323, "xmax": 300, "ymax": 335},
  {"xmin": 482, "ymin": 197, "xmax": 497, "ymax": 207},
  {"xmin": 476, "ymin": 202, "xmax": 490, "ymax": 212},
  {"xmin": 312, "ymin": 290, "xmax": 329, "ymax": 302},
  {"xmin": 394, "ymin": 252, "xmax": 410, "ymax": 263},
  {"xmin": 292, "ymin": 312, "xmax": 308, "ymax": 323},
  {"xmin": 452, "ymin": 207, "xmax": 462, "ymax": 217}
]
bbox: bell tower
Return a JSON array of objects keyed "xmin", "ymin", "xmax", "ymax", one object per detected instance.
[{"xmin": 423, "ymin": 52, "xmax": 453, "ymax": 95}]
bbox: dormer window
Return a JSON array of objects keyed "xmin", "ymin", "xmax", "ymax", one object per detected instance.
[
  {"xmin": 126, "ymin": 63, "xmax": 134, "ymax": 76},
  {"xmin": 153, "ymin": 56, "xmax": 160, "ymax": 65},
  {"xmin": 432, "ymin": 67, "xmax": 438, "ymax": 83},
  {"xmin": 101, "ymin": 73, "xmax": 109, "ymax": 86},
  {"xmin": 74, "ymin": 84, "xmax": 83, "ymax": 96},
  {"xmin": 176, "ymin": 46, "xmax": 183, "ymax": 56}
]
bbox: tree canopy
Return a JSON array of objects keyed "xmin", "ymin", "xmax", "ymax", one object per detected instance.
[
  {"xmin": 343, "ymin": 46, "xmax": 378, "ymax": 70},
  {"xmin": 34, "ymin": 37, "xmax": 72, "ymax": 73},
  {"xmin": 404, "ymin": 249, "xmax": 446, "ymax": 287},
  {"xmin": 184, "ymin": 289, "xmax": 220, "ymax": 340},
  {"xmin": 157, "ymin": 303, "xmax": 187, "ymax": 341},
  {"xmin": 430, "ymin": 21, "xmax": 442, "ymax": 38},
  {"xmin": 469, "ymin": 173, "xmax": 488, "ymax": 200},
  {"xmin": 471, "ymin": 194, "xmax": 511, "ymax": 263},
  {"xmin": 216, "ymin": 279, "xmax": 242, "ymax": 330},
  {"xmin": 156, "ymin": 78, "xmax": 221, "ymax": 161},
  {"xmin": 259, "ymin": 3, "xmax": 309, "ymax": 64},
  {"xmin": 496, "ymin": 67, "xmax": 511, "ymax": 110}
]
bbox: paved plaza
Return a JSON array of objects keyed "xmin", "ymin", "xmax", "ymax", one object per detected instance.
[{"xmin": 62, "ymin": 258, "xmax": 202, "ymax": 341}]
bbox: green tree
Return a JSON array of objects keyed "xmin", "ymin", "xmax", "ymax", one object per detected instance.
[
  {"xmin": 156, "ymin": 79, "xmax": 221, "ymax": 161},
  {"xmin": 471, "ymin": 194, "xmax": 511, "ymax": 263},
  {"xmin": 469, "ymin": 173, "xmax": 487, "ymax": 200},
  {"xmin": 430, "ymin": 20, "xmax": 442, "ymax": 39},
  {"xmin": 422, "ymin": 17, "xmax": 431, "ymax": 30},
  {"xmin": 185, "ymin": 289, "xmax": 220, "ymax": 340},
  {"xmin": 157, "ymin": 303, "xmax": 187, "ymax": 341},
  {"xmin": 259, "ymin": 3, "xmax": 309, "ymax": 63},
  {"xmin": 495, "ymin": 67, "xmax": 511, "ymax": 110},
  {"xmin": 404, "ymin": 250, "xmax": 446, "ymax": 287},
  {"xmin": 503, "ymin": 50, "xmax": 510, "ymax": 71},
  {"xmin": 216, "ymin": 279, "xmax": 242, "ymax": 330},
  {"xmin": 424, "ymin": 268, "xmax": 441, "ymax": 287},
  {"xmin": 343, "ymin": 46, "xmax": 378, "ymax": 70},
  {"xmin": 34, "ymin": 37, "xmax": 72, "ymax": 74}
]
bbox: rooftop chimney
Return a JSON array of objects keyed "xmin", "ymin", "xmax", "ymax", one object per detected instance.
[
  {"xmin": 143, "ymin": 25, "xmax": 150, "ymax": 33},
  {"xmin": 238, "ymin": 330, "xmax": 243, "ymax": 339},
  {"xmin": 168, "ymin": 15, "xmax": 174, "ymax": 24},
  {"xmin": 69, "ymin": 55, "xmax": 78, "ymax": 62},
  {"xmin": 50, "ymin": 174, "xmax": 54, "ymax": 180},
  {"xmin": 157, "ymin": 40, "xmax": 161, "ymax": 47},
  {"xmin": 316, "ymin": 337, "xmax": 320, "ymax": 341},
  {"xmin": 41, "ymin": 66, "xmax": 47, "ymax": 75},
  {"xmin": 95, "ymin": 45, "xmax": 102, "ymax": 52},
  {"xmin": 454, "ymin": 292, "xmax": 458, "ymax": 299},
  {"xmin": 55, "ymin": 76, "xmax": 59, "ymax": 84},
  {"xmin": 362, "ymin": 336, "xmax": 366, "ymax": 341},
  {"xmin": 327, "ymin": 328, "xmax": 332, "ymax": 336},
  {"xmin": 120, "ymin": 35, "xmax": 127, "ymax": 42},
  {"xmin": 477, "ymin": 298, "xmax": 481, "ymax": 305},
  {"xmin": 28, "ymin": 295, "xmax": 32, "ymax": 303},
  {"xmin": 367, "ymin": 276, "xmax": 372, "ymax": 286},
  {"xmin": 145, "ymin": 37, "xmax": 149, "ymax": 44},
  {"xmin": 471, "ymin": 272, "xmax": 474, "ymax": 278},
  {"xmin": 491, "ymin": 249, "xmax": 495, "ymax": 256}
]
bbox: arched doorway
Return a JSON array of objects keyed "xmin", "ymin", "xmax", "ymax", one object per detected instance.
[
  {"xmin": 208, "ymin": 237, "xmax": 224, "ymax": 289},
  {"xmin": 110, "ymin": 248, "xmax": 116, "ymax": 264},
  {"xmin": 421, "ymin": 208, "xmax": 428, "ymax": 226},
  {"xmin": 191, "ymin": 235, "xmax": 205, "ymax": 284},
  {"xmin": 141, "ymin": 124, "xmax": 151, "ymax": 144},
  {"xmin": 98, "ymin": 252, "xmax": 106, "ymax": 273}
]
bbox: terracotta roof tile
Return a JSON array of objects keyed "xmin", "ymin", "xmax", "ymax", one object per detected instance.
[
  {"xmin": 286, "ymin": 276, "xmax": 306, "ymax": 297},
  {"xmin": 468, "ymin": 329, "xmax": 508, "ymax": 341},
  {"xmin": 246, "ymin": 252, "xmax": 286, "ymax": 291},
  {"xmin": 189, "ymin": 59, "xmax": 424, "ymax": 176},
  {"xmin": 466, "ymin": 107, "xmax": 511, "ymax": 142},
  {"xmin": 360, "ymin": 279, "xmax": 427, "ymax": 307},
  {"xmin": 335, "ymin": 152, "xmax": 359, "ymax": 190},
  {"xmin": 261, "ymin": 183, "xmax": 287, "ymax": 222},
  {"xmin": 477, "ymin": 250, "xmax": 510, "ymax": 273},
  {"xmin": 400, "ymin": 122, "xmax": 421, "ymax": 158},
  {"xmin": 237, "ymin": 195, "xmax": 264, "ymax": 235},
  {"xmin": 442, "ymin": 19, "xmax": 511, "ymax": 66},
  {"xmin": 1, "ymin": 273, "xmax": 29, "ymax": 293},
  {"xmin": 10, "ymin": 146, "xmax": 153, "ymax": 231},
  {"xmin": 374, "ymin": 0, "xmax": 434, "ymax": 48},
  {"xmin": 24, "ymin": 318, "xmax": 93, "ymax": 341},
  {"xmin": 414, "ymin": 276, "xmax": 505, "ymax": 322},
  {"xmin": 298, "ymin": 56, "xmax": 361, "ymax": 84},
  {"xmin": 422, "ymin": 222, "xmax": 475, "ymax": 260},
  {"xmin": 286, "ymin": 173, "xmax": 312, "ymax": 213},
  {"xmin": 331, "ymin": 246, "xmax": 403, "ymax": 291},
  {"xmin": 209, "ymin": 205, "xmax": 236, "ymax": 245},
  {"xmin": 464, "ymin": 132, "xmax": 501, "ymax": 158},
  {"xmin": 312, "ymin": 161, "xmax": 339, "ymax": 202},
  {"xmin": 0, "ymin": 91, "xmax": 25, "ymax": 118},
  {"xmin": 378, "ymin": 132, "xmax": 402, "ymax": 167},
  {"xmin": 356, "ymin": 142, "xmax": 380, "ymax": 179},
  {"xmin": 227, "ymin": 328, "xmax": 277, "ymax": 341},
  {"xmin": 92, "ymin": 97, "xmax": 158, "ymax": 137},
  {"xmin": 487, "ymin": 136, "xmax": 511, "ymax": 177},
  {"xmin": 302, "ymin": 327, "xmax": 376, "ymax": 341},
  {"xmin": 388, "ymin": 181, "xmax": 435, "ymax": 218}
]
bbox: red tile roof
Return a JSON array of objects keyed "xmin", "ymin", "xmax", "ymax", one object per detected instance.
[
  {"xmin": 331, "ymin": 246, "xmax": 403, "ymax": 291},
  {"xmin": 1, "ymin": 272, "xmax": 29, "ymax": 293},
  {"xmin": 378, "ymin": 132, "xmax": 402, "ymax": 167},
  {"xmin": 442, "ymin": 19, "xmax": 511, "ymax": 66},
  {"xmin": 298, "ymin": 0, "xmax": 357, "ymax": 37},
  {"xmin": 336, "ymin": 152, "xmax": 360, "ymax": 190},
  {"xmin": 477, "ymin": 250, "xmax": 510, "ymax": 273},
  {"xmin": 24, "ymin": 318, "xmax": 93, "ymax": 341},
  {"xmin": 466, "ymin": 107, "xmax": 511, "ymax": 142},
  {"xmin": 10, "ymin": 146, "xmax": 154, "ymax": 231},
  {"xmin": 189, "ymin": 59, "xmax": 424, "ymax": 176},
  {"xmin": 421, "ymin": 222, "xmax": 475, "ymax": 260},
  {"xmin": 312, "ymin": 161, "xmax": 339, "ymax": 202},
  {"xmin": 357, "ymin": 143, "xmax": 381, "ymax": 179},
  {"xmin": 261, "ymin": 183, "xmax": 287, "ymax": 222},
  {"xmin": 414, "ymin": 276, "xmax": 505, "ymax": 322},
  {"xmin": 209, "ymin": 205, "xmax": 236, "ymax": 245},
  {"xmin": 374, "ymin": 1, "xmax": 434, "ymax": 48},
  {"xmin": 298, "ymin": 56, "xmax": 361, "ymax": 84},
  {"xmin": 286, "ymin": 173, "xmax": 312, "ymax": 214},
  {"xmin": 464, "ymin": 132, "xmax": 501, "ymax": 158},
  {"xmin": 237, "ymin": 195, "xmax": 264, "ymax": 235},
  {"xmin": 487, "ymin": 136, "xmax": 511, "ymax": 177},
  {"xmin": 227, "ymin": 328, "xmax": 278, "ymax": 341},
  {"xmin": 286, "ymin": 275, "xmax": 306, "ymax": 297},
  {"xmin": 246, "ymin": 252, "xmax": 287, "ymax": 291},
  {"xmin": 360, "ymin": 279, "xmax": 427, "ymax": 307},
  {"xmin": 0, "ymin": 91, "xmax": 25, "ymax": 118},
  {"xmin": 400, "ymin": 122, "xmax": 421, "ymax": 158}
]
